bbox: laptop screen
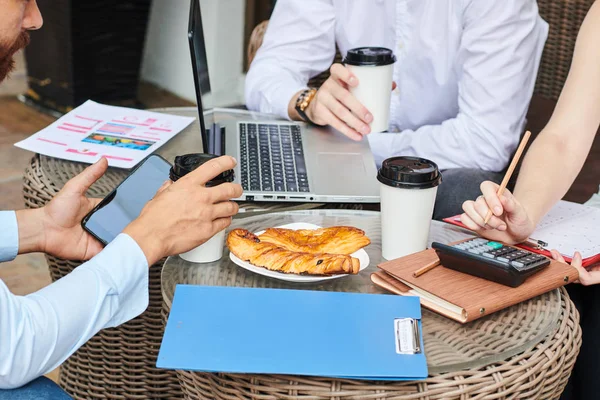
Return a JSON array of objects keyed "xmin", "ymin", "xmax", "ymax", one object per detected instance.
[{"xmin": 188, "ymin": 0, "xmax": 222, "ymax": 155}]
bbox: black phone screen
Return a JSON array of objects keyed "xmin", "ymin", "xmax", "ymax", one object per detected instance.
[{"xmin": 82, "ymin": 155, "xmax": 172, "ymax": 245}]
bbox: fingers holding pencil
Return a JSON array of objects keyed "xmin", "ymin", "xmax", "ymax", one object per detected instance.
[
  {"xmin": 460, "ymin": 131, "xmax": 537, "ymax": 244},
  {"xmin": 483, "ymin": 131, "xmax": 532, "ymax": 225},
  {"xmin": 463, "ymin": 183, "xmax": 517, "ymax": 230}
]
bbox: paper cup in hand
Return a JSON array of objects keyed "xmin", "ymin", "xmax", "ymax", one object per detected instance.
[
  {"xmin": 179, "ymin": 230, "xmax": 226, "ymax": 263},
  {"xmin": 343, "ymin": 47, "xmax": 396, "ymax": 134},
  {"xmin": 378, "ymin": 156, "xmax": 442, "ymax": 260},
  {"xmin": 170, "ymin": 153, "xmax": 235, "ymax": 263}
]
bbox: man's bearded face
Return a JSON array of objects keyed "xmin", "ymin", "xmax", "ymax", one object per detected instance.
[{"xmin": 0, "ymin": 31, "xmax": 30, "ymax": 83}]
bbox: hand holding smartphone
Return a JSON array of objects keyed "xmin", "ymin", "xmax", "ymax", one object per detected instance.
[{"xmin": 82, "ymin": 155, "xmax": 172, "ymax": 246}]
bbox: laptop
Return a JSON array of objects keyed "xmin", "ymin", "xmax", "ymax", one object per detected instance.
[{"xmin": 188, "ymin": 0, "xmax": 379, "ymax": 203}]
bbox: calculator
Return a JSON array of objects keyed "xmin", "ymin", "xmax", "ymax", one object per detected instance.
[{"xmin": 431, "ymin": 238, "xmax": 550, "ymax": 288}]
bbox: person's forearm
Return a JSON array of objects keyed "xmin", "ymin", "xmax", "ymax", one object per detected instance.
[
  {"xmin": 514, "ymin": 2, "xmax": 600, "ymax": 225},
  {"xmin": 14, "ymin": 209, "xmax": 45, "ymax": 255},
  {"xmin": 513, "ymin": 130, "xmax": 588, "ymax": 225},
  {"xmin": 0, "ymin": 234, "xmax": 148, "ymax": 389}
]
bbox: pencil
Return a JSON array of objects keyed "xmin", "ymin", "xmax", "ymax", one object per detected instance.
[
  {"xmin": 483, "ymin": 130, "xmax": 532, "ymax": 225},
  {"xmin": 413, "ymin": 259, "xmax": 441, "ymax": 278}
]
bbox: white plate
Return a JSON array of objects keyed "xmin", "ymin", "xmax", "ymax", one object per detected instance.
[{"xmin": 229, "ymin": 222, "xmax": 370, "ymax": 283}]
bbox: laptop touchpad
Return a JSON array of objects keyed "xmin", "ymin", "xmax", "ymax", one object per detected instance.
[{"xmin": 316, "ymin": 153, "xmax": 366, "ymax": 196}]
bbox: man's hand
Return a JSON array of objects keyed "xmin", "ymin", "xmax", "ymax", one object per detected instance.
[
  {"xmin": 551, "ymin": 250, "xmax": 600, "ymax": 286},
  {"xmin": 123, "ymin": 156, "xmax": 243, "ymax": 266},
  {"xmin": 289, "ymin": 63, "xmax": 396, "ymax": 141},
  {"xmin": 15, "ymin": 158, "xmax": 109, "ymax": 260},
  {"xmin": 460, "ymin": 181, "xmax": 536, "ymax": 244}
]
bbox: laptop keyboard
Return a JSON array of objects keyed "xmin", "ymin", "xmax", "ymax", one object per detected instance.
[{"xmin": 239, "ymin": 123, "xmax": 310, "ymax": 193}]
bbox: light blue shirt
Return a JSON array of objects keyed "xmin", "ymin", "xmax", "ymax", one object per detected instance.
[{"xmin": 0, "ymin": 211, "xmax": 149, "ymax": 389}]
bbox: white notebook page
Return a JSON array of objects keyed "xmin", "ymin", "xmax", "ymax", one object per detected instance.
[{"xmin": 532, "ymin": 201, "xmax": 600, "ymax": 258}]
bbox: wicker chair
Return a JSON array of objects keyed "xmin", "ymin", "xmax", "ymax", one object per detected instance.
[{"xmin": 534, "ymin": 0, "xmax": 595, "ymax": 101}]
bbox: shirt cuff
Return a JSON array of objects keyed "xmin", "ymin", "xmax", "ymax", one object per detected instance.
[
  {"xmin": 89, "ymin": 233, "xmax": 150, "ymax": 326},
  {"xmin": 271, "ymin": 82, "xmax": 307, "ymax": 121},
  {"xmin": 0, "ymin": 211, "xmax": 19, "ymax": 262}
]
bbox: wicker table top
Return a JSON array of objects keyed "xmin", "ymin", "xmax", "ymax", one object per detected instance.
[
  {"xmin": 25, "ymin": 107, "xmax": 577, "ymax": 398},
  {"xmin": 161, "ymin": 209, "xmax": 562, "ymax": 375}
]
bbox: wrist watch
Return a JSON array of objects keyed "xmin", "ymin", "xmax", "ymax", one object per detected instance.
[{"xmin": 295, "ymin": 88, "xmax": 322, "ymax": 126}]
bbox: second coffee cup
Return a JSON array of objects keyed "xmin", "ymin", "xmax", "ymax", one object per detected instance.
[
  {"xmin": 378, "ymin": 156, "xmax": 442, "ymax": 260},
  {"xmin": 343, "ymin": 47, "xmax": 396, "ymax": 134},
  {"xmin": 170, "ymin": 153, "xmax": 235, "ymax": 263}
]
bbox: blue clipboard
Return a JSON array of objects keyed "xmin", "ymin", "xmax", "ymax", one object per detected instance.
[{"xmin": 157, "ymin": 285, "xmax": 427, "ymax": 380}]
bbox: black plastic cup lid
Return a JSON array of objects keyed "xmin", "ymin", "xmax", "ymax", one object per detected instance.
[
  {"xmin": 377, "ymin": 156, "xmax": 442, "ymax": 189},
  {"xmin": 170, "ymin": 153, "xmax": 234, "ymax": 186},
  {"xmin": 343, "ymin": 47, "xmax": 397, "ymax": 67}
]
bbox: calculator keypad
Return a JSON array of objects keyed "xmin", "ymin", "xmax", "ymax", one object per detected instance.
[{"xmin": 452, "ymin": 239, "xmax": 547, "ymax": 271}]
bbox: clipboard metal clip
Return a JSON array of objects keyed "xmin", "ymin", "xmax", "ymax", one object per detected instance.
[
  {"xmin": 394, "ymin": 318, "xmax": 422, "ymax": 355},
  {"xmin": 526, "ymin": 238, "xmax": 548, "ymax": 251}
]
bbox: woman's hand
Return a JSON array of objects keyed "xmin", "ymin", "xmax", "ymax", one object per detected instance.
[
  {"xmin": 551, "ymin": 250, "xmax": 600, "ymax": 286},
  {"xmin": 461, "ymin": 181, "xmax": 536, "ymax": 244}
]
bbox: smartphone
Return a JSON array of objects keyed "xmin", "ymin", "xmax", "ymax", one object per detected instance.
[{"xmin": 82, "ymin": 154, "xmax": 172, "ymax": 245}]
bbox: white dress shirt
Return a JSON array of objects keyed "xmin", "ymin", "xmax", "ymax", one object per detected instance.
[
  {"xmin": 0, "ymin": 211, "xmax": 149, "ymax": 389},
  {"xmin": 245, "ymin": 0, "xmax": 549, "ymax": 171}
]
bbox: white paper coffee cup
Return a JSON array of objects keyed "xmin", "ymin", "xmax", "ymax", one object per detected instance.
[
  {"xmin": 179, "ymin": 229, "xmax": 226, "ymax": 263},
  {"xmin": 343, "ymin": 47, "xmax": 396, "ymax": 134},
  {"xmin": 378, "ymin": 157, "xmax": 442, "ymax": 260},
  {"xmin": 170, "ymin": 153, "xmax": 235, "ymax": 264}
]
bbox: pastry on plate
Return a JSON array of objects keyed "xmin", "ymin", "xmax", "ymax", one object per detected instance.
[
  {"xmin": 227, "ymin": 229, "xmax": 360, "ymax": 275},
  {"xmin": 258, "ymin": 226, "xmax": 370, "ymax": 255}
]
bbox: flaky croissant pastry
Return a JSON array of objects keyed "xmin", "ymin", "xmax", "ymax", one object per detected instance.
[
  {"xmin": 258, "ymin": 226, "xmax": 370, "ymax": 255},
  {"xmin": 227, "ymin": 229, "xmax": 360, "ymax": 275}
]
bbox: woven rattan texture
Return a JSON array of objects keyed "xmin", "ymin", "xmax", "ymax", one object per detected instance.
[
  {"xmin": 535, "ymin": 0, "xmax": 595, "ymax": 101},
  {"xmin": 23, "ymin": 155, "xmax": 182, "ymax": 399},
  {"xmin": 164, "ymin": 287, "xmax": 580, "ymax": 400}
]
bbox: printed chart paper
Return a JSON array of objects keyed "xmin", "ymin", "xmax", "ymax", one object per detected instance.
[{"xmin": 15, "ymin": 100, "xmax": 195, "ymax": 169}]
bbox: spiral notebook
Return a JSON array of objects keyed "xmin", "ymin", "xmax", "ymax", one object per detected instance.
[
  {"xmin": 372, "ymin": 247, "xmax": 578, "ymax": 323},
  {"xmin": 444, "ymin": 200, "xmax": 600, "ymax": 267}
]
